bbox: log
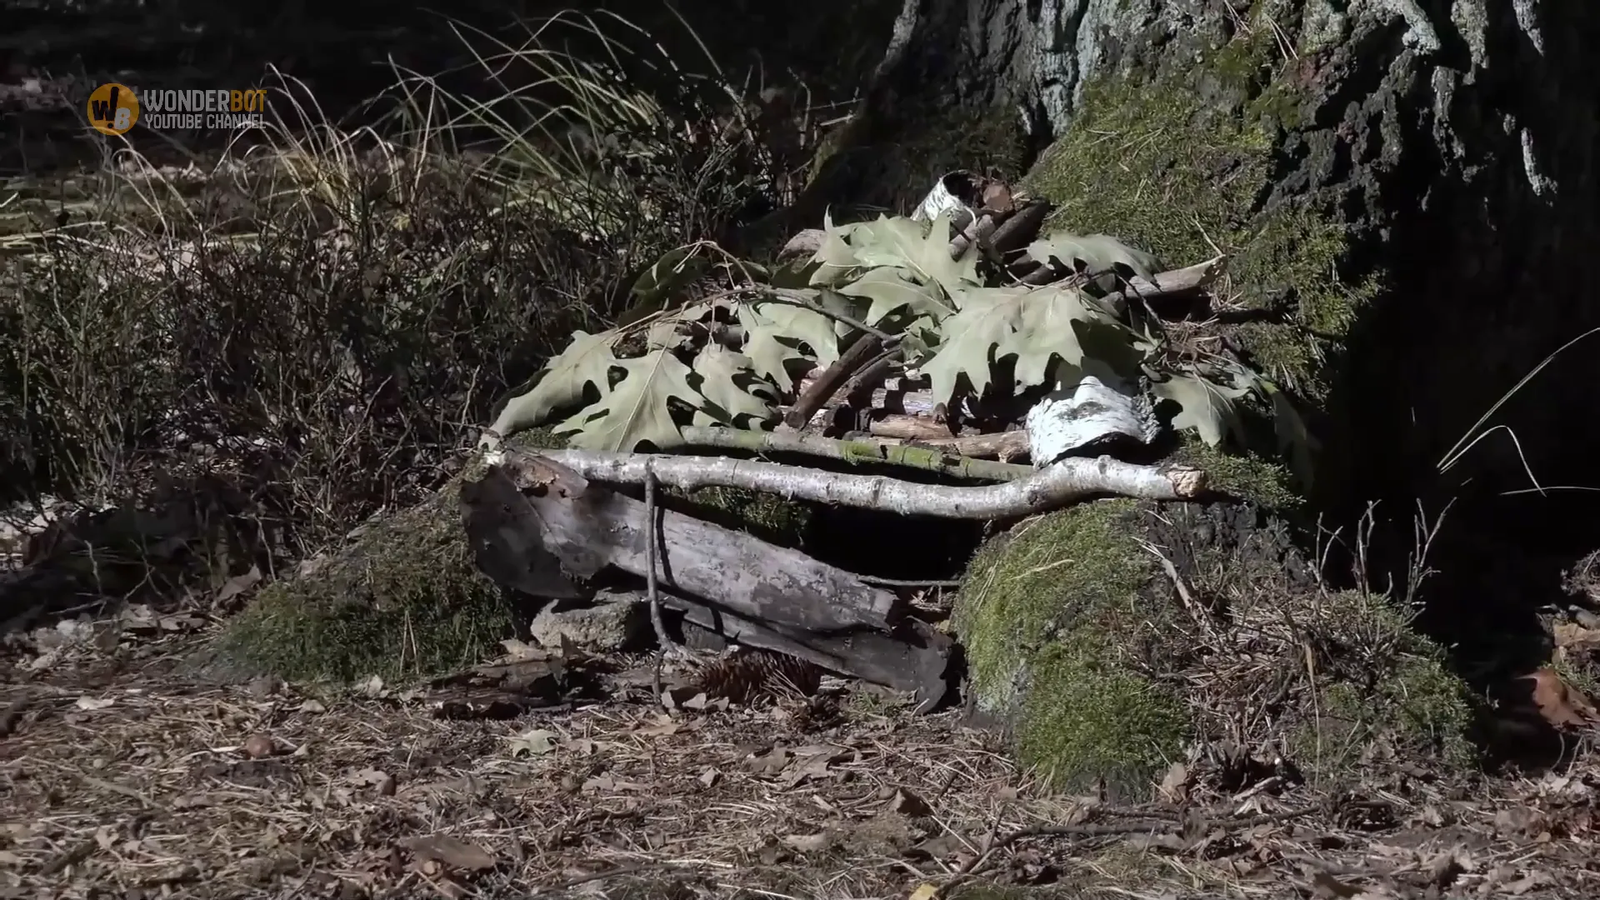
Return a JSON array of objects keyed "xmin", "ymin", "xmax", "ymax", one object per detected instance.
[
  {"xmin": 469, "ymin": 457, "xmax": 904, "ymax": 634},
  {"xmin": 655, "ymin": 590, "xmax": 957, "ymax": 711}
]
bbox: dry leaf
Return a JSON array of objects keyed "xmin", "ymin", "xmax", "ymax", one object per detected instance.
[
  {"xmin": 214, "ymin": 565, "xmax": 262, "ymax": 605},
  {"xmin": 498, "ymin": 638, "xmax": 541, "ymax": 660},
  {"xmin": 780, "ymin": 750, "xmax": 844, "ymax": 788},
  {"xmin": 1524, "ymin": 667, "xmax": 1600, "ymax": 729},
  {"xmin": 909, "ymin": 884, "xmax": 940, "ymax": 900},
  {"xmin": 351, "ymin": 768, "xmax": 396, "ymax": 795},
  {"xmin": 399, "ymin": 834, "xmax": 497, "ymax": 872},
  {"xmin": 746, "ymin": 746, "xmax": 791, "ymax": 775},
  {"xmin": 1554, "ymin": 622, "xmax": 1600, "ymax": 649},
  {"xmin": 887, "ymin": 789, "xmax": 931, "ymax": 818},
  {"xmin": 508, "ymin": 728, "xmax": 558, "ymax": 758},
  {"xmin": 1501, "ymin": 870, "xmax": 1553, "ymax": 895},
  {"xmin": 634, "ymin": 716, "xmax": 683, "ymax": 737},
  {"xmin": 1310, "ymin": 870, "xmax": 1362, "ymax": 899},
  {"xmin": 75, "ymin": 696, "xmax": 114, "ymax": 711},
  {"xmin": 358, "ymin": 674, "xmax": 386, "ymax": 698},
  {"xmin": 980, "ymin": 181, "xmax": 1015, "ymax": 214},
  {"xmin": 780, "ymin": 831, "xmax": 834, "ymax": 853},
  {"xmin": 1158, "ymin": 762, "xmax": 1190, "ymax": 803},
  {"xmin": 699, "ymin": 768, "xmax": 721, "ymax": 788}
]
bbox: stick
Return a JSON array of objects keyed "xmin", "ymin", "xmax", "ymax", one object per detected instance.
[
  {"xmin": 783, "ymin": 333, "xmax": 886, "ymax": 429},
  {"xmin": 667, "ymin": 426, "xmax": 1031, "ymax": 482},
  {"xmin": 642, "ymin": 459, "xmax": 681, "ymax": 701},
  {"xmin": 520, "ymin": 450, "xmax": 1208, "ymax": 519}
]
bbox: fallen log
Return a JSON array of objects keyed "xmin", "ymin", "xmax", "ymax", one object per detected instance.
[{"xmin": 465, "ymin": 457, "xmax": 903, "ymax": 634}]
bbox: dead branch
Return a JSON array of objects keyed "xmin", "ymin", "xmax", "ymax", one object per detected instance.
[
  {"xmin": 507, "ymin": 448, "xmax": 1207, "ymax": 519},
  {"xmin": 661, "ymin": 426, "xmax": 1031, "ymax": 482},
  {"xmin": 783, "ymin": 333, "xmax": 887, "ymax": 429},
  {"xmin": 867, "ymin": 415, "xmax": 953, "ymax": 441}
]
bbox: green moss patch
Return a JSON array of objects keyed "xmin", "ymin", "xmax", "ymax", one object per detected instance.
[
  {"xmin": 207, "ymin": 480, "xmax": 513, "ymax": 685},
  {"xmin": 954, "ymin": 500, "xmax": 1188, "ymax": 795},
  {"xmin": 956, "ymin": 499, "xmax": 1478, "ymax": 796},
  {"xmin": 1020, "ymin": 16, "xmax": 1377, "ymax": 398},
  {"xmin": 1282, "ymin": 590, "xmax": 1477, "ymax": 778}
]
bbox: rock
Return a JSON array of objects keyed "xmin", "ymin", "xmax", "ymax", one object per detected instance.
[
  {"xmin": 528, "ymin": 591, "xmax": 650, "ymax": 653},
  {"xmin": 954, "ymin": 499, "xmax": 1475, "ymax": 797}
]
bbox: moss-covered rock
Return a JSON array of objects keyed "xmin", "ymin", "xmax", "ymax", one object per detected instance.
[
  {"xmin": 200, "ymin": 426, "xmax": 817, "ymax": 685},
  {"xmin": 954, "ymin": 500, "xmax": 1188, "ymax": 796},
  {"xmin": 955, "ymin": 500, "xmax": 1476, "ymax": 794},
  {"xmin": 205, "ymin": 478, "xmax": 512, "ymax": 684}
]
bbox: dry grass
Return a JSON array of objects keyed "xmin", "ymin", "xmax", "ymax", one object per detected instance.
[{"xmin": 6, "ymin": 628, "xmax": 1600, "ymax": 900}]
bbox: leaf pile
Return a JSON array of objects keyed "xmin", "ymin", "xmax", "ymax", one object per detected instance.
[{"xmin": 486, "ymin": 213, "xmax": 1293, "ymax": 455}]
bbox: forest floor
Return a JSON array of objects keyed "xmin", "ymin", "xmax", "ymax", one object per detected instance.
[{"xmin": 4, "ymin": 624, "xmax": 1600, "ymax": 900}]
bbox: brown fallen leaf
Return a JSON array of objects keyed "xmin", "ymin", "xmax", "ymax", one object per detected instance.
[
  {"xmin": 887, "ymin": 789, "xmax": 932, "ymax": 818},
  {"xmin": 980, "ymin": 181, "xmax": 1015, "ymax": 215},
  {"xmin": 1524, "ymin": 667, "xmax": 1600, "ymax": 729},
  {"xmin": 746, "ymin": 746, "xmax": 791, "ymax": 775},
  {"xmin": 398, "ymin": 834, "xmax": 497, "ymax": 872}
]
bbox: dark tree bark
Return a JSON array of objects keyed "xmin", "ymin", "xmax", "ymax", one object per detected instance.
[{"xmin": 854, "ymin": 0, "xmax": 1600, "ymax": 731}]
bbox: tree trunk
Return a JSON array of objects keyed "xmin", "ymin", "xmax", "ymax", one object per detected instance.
[{"xmin": 895, "ymin": 0, "xmax": 1599, "ymax": 783}]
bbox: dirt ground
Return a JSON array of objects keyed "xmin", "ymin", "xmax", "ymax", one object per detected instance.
[{"xmin": 4, "ymin": 627, "xmax": 1600, "ymax": 900}]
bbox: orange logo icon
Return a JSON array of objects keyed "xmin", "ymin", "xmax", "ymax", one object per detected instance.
[{"xmin": 87, "ymin": 83, "xmax": 140, "ymax": 136}]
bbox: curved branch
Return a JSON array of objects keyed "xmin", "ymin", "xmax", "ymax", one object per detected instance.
[{"xmin": 506, "ymin": 448, "xmax": 1207, "ymax": 519}]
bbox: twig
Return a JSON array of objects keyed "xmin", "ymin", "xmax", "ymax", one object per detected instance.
[
  {"xmin": 665, "ymin": 425, "xmax": 1032, "ymax": 482},
  {"xmin": 642, "ymin": 459, "xmax": 679, "ymax": 702},
  {"xmin": 535, "ymin": 865, "xmax": 650, "ymax": 893},
  {"xmin": 767, "ymin": 288, "xmax": 893, "ymax": 342},
  {"xmin": 856, "ymin": 575, "xmax": 963, "ymax": 587},
  {"xmin": 784, "ymin": 333, "xmax": 887, "ymax": 429},
  {"xmin": 934, "ymin": 804, "xmax": 1321, "ymax": 896},
  {"xmin": 529, "ymin": 449, "xmax": 1207, "ymax": 519}
]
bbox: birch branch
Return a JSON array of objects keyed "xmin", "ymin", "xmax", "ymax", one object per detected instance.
[
  {"xmin": 665, "ymin": 425, "xmax": 1031, "ymax": 482},
  {"xmin": 503, "ymin": 449, "xmax": 1207, "ymax": 519}
]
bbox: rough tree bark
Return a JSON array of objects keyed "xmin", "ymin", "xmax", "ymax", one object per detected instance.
[
  {"xmin": 839, "ymin": 0, "xmax": 1596, "ymax": 515},
  {"xmin": 844, "ymin": 0, "xmax": 1600, "ymax": 787}
]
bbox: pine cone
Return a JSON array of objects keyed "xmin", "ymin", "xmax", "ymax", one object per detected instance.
[{"xmin": 692, "ymin": 648, "xmax": 823, "ymax": 704}]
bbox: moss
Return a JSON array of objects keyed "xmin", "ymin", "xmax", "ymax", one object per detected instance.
[
  {"xmin": 954, "ymin": 500, "xmax": 1187, "ymax": 794},
  {"xmin": 1171, "ymin": 433, "xmax": 1300, "ymax": 510},
  {"xmin": 206, "ymin": 428, "xmax": 574, "ymax": 685},
  {"xmin": 1285, "ymin": 590, "xmax": 1477, "ymax": 780},
  {"xmin": 211, "ymin": 480, "xmax": 512, "ymax": 685},
  {"xmin": 668, "ymin": 484, "xmax": 813, "ymax": 545},
  {"xmin": 1020, "ymin": 17, "xmax": 1375, "ymax": 398}
]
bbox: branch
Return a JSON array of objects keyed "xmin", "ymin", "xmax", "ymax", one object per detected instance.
[
  {"xmin": 783, "ymin": 333, "xmax": 886, "ymax": 429},
  {"xmin": 666, "ymin": 425, "xmax": 1031, "ymax": 482},
  {"xmin": 507, "ymin": 449, "xmax": 1207, "ymax": 519}
]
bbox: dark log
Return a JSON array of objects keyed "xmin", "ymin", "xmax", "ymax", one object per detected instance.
[
  {"xmin": 670, "ymin": 598, "xmax": 959, "ymax": 713},
  {"xmin": 472, "ymin": 453, "xmax": 904, "ymax": 634}
]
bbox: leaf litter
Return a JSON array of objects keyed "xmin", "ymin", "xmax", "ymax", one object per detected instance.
[{"xmin": 8, "ymin": 637, "xmax": 1600, "ymax": 899}]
